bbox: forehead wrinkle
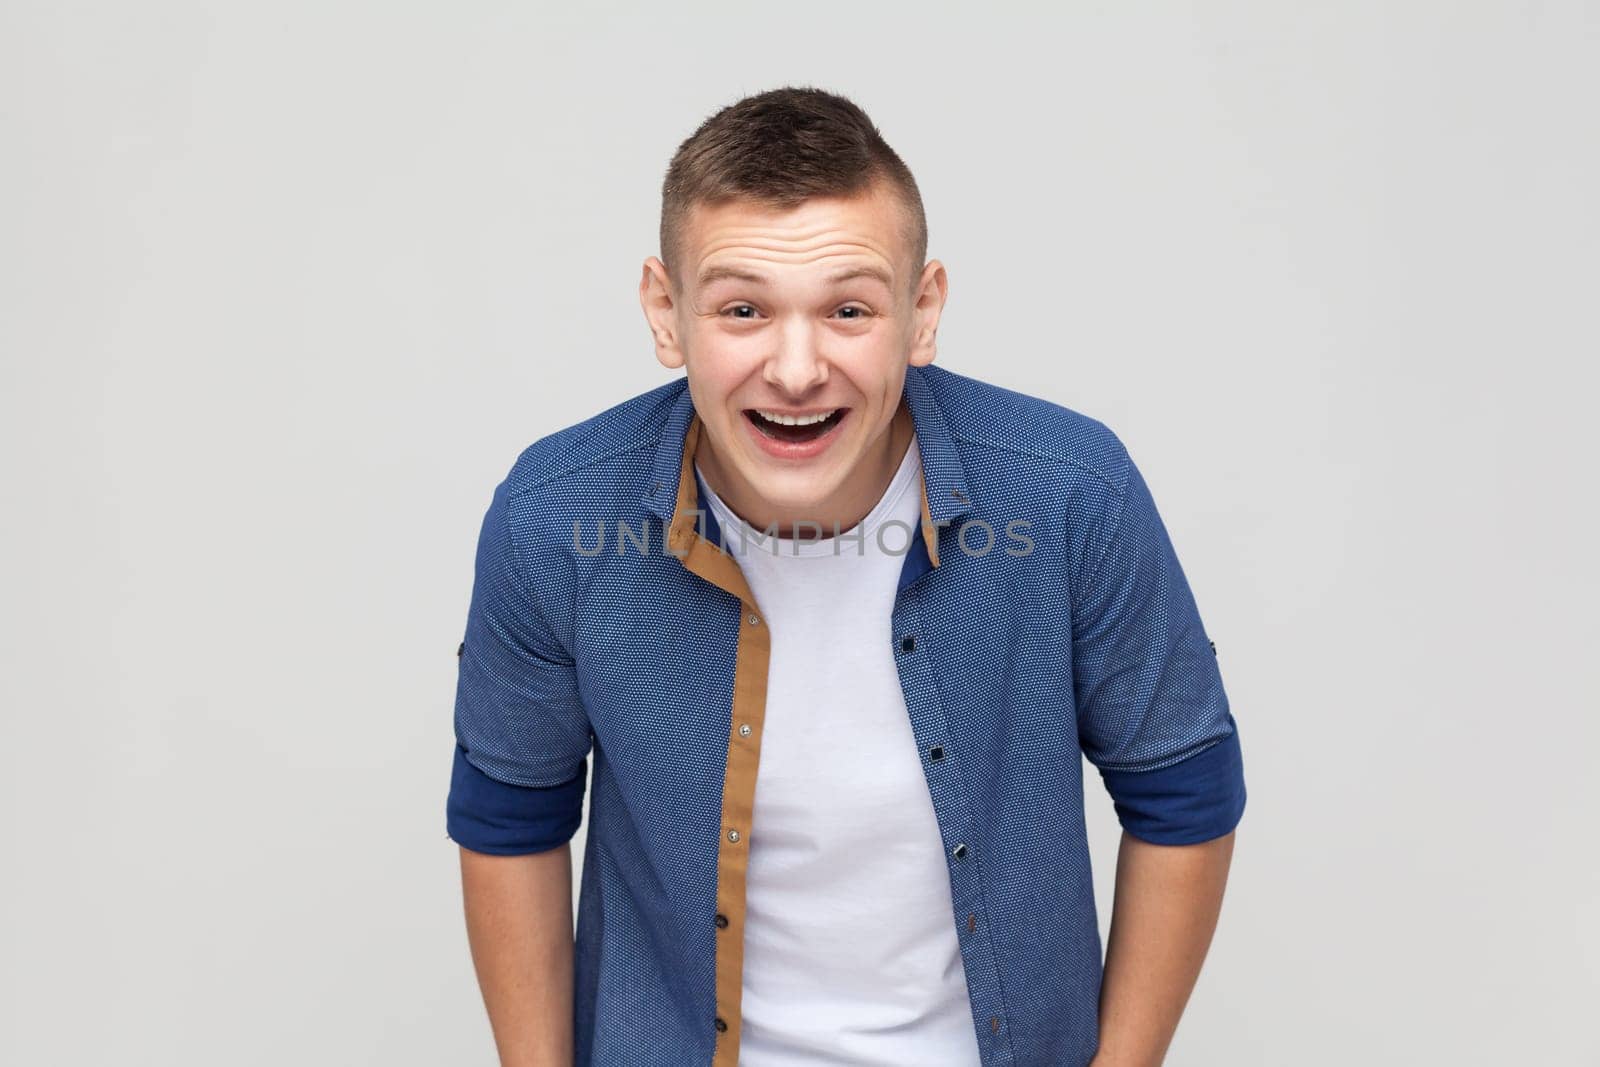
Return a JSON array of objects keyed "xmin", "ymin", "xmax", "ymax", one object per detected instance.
[
  {"xmin": 693, "ymin": 232, "xmax": 898, "ymax": 286},
  {"xmin": 694, "ymin": 251, "xmax": 897, "ymax": 297},
  {"xmin": 696, "ymin": 228, "xmax": 894, "ymax": 258}
]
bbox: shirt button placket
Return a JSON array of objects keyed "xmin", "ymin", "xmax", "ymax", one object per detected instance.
[
  {"xmin": 715, "ymin": 605, "xmax": 762, "ymax": 1051},
  {"xmin": 895, "ymin": 598, "xmax": 1011, "ymax": 1061}
]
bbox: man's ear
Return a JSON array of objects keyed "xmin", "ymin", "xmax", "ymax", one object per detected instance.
[
  {"xmin": 907, "ymin": 259, "xmax": 948, "ymax": 368},
  {"xmin": 640, "ymin": 257, "xmax": 685, "ymax": 370}
]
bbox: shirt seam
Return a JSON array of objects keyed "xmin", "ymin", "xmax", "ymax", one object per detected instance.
[
  {"xmin": 505, "ymin": 442, "xmax": 660, "ymax": 646},
  {"xmin": 511, "ymin": 440, "xmax": 659, "ymax": 498},
  {"xmin": 1073, "ymin": 481, "xmax": 1130, "ymax": 609},
  {"xmin": 943, "ymin": 427, "xmax": 1133, "ymax": 602},
  {"xmin": 496, "ymin": 483, "xmax": 579, "ymax": 667},
  {"xmin": 946, "ymin": 427, "xmax": 1124, "ymax": 493}
]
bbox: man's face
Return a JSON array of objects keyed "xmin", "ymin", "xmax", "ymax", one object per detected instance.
[{"xmin": 640, "ymin": 181, "xmax": 947, "ymax": 535}]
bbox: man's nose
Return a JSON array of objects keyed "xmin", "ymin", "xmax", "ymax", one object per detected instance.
[{"xmin": 762, "ymin": 317, "xmax": 828, "ymax": 396}]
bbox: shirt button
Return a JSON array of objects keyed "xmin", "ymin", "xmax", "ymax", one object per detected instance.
[
  {"xmin": 738, "ymin": 724, "xmax": 752, "ymax": 737},
  {"xmin": 728, "ymin": 829, "xmax": 741, "ymax": 843},
  {"xmin": 990, "ymin": 1016, "xmax": 1000, "ymax": 1033},
  {"xmin": 714, "ymin": 1017, "xmax": 728, "ymax": 1033},
  {"xmin": 952, "ymin": 843, "xmax": 968, "ymax": 859},
  {"xmin": 967, "ymin": 913, "xmax": 976, "ymax": 932},
  {"xmin": 747, "ymin": 613, "xmax": 761, "ymax": 626},
  {"xmin": 900, "ymin": 634, "xmax": 916, "ymax": 652},
  {"xmin": 715, "ymin": 913, "xmax": 729, "ymax": 929}
]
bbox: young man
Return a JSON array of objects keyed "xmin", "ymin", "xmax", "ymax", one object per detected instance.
[{"xmin": 447, "ymin": 87, "xmax": 1246, "ymax": 1067}]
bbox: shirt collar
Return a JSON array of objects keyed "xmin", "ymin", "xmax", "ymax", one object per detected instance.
[{"xmin": 642, "ymin": 364, "xmax": 972, "ymax": 563}]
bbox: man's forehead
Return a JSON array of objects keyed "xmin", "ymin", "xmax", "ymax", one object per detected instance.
[{"xmin": 679, "ymin": 189, "xmax": 915, "ymax": 290}]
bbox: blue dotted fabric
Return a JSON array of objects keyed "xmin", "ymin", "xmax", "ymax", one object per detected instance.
[{"xmin": 447, "ymin": 362, "xmax": 1246, "ymax": 1067}]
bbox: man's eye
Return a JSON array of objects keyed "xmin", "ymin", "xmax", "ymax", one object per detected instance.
[{"xmin": 720, "ymin": 304, "xmax": 869, "ymax": 320}]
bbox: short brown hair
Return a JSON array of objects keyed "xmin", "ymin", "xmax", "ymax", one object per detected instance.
[{"xmin": 658, "ymin": 86, "xmax": 927, "ymax": 291}]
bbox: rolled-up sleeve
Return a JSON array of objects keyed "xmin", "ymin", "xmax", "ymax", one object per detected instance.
[
  {"xmin": 1072, "ymin": 447, "xmax": 1246, "ymax": 846},
  {"xmin": 446, "ymin": 475, "xmax": 592, "ymax": 855}
]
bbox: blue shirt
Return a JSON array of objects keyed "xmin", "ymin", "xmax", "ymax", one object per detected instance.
[{"xmin": 446, "ymin": 362, "xmax": 1247, "ymax": 1067}]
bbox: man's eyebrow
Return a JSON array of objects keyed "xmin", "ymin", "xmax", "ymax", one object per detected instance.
[
  {"xmin": 693, "ymin": 264, "xmax": 896, "ymax": 291},
  {"xmin": 694, "ymin": 266, "xmax": 769, "ymax": 291},
  {"xmin": 826, "ymin": 265, "xmax": 895, "ymax": 289}
]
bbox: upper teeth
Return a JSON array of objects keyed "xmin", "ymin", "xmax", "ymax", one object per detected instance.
[{"xmin": 756, "ymin": 409, "xmax": 837, "ymax": 426}]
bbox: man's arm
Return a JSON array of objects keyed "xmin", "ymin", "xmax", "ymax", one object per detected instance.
[
  {"xmin": 448, "ymin": 471, "xmax": 594, "ymax": 1063},
  {"xmin": 1092, "ymin": 830, "xmax": 1236, "ymax": 1067},
  {"xmin": 1067, "ymin": 440, "xmax": 1246, "ymax": 1064},
  {"xmin": 459, "ymin": 843, "xmax": 576, "ymax": 1067}
]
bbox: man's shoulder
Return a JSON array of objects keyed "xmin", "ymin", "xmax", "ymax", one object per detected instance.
[
  {"xmin": 920, "ymin": 363, "xmax": 1132, "ymax": 495},
  {"xmin": 499, "ymin": 376, "xmax": 687, "ymax": 498}
]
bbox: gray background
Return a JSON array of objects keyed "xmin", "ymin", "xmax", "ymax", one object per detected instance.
[{"xmin": 3, "ymin": 2, "xmax": 1596, "ymax": 1064}]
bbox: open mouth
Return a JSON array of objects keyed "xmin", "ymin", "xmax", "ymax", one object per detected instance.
[{"xmin": 744, "ymin": 408, "xmax": 847, "ymax": 444}]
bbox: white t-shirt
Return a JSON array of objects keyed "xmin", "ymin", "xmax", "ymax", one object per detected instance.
[{"xmin": 695, "ymin": 436, "xmax": 982, "ymax": 1066}]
